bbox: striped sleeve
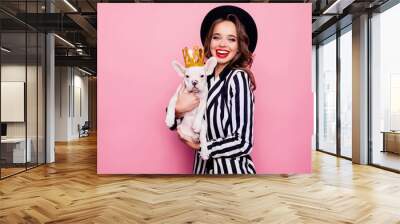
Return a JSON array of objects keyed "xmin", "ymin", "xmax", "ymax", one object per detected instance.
[{"xmin": 206, "ymin": 71, "xmax": 254, "ymax": 158}]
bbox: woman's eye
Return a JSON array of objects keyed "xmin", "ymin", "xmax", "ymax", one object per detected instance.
[
  {"xmin": 185, "ymin": 75, "xmax": 189, "ymax": 78},
  {"xmin": 229, "ymin": 38, "xmax": 236, "ymax": 42},
  {"xmin": 200, "ymin": 75, "xmax": 204, "ymax": 78},
  {"xmin": 212, "ymin": 36, "xmax": 220, "ymax": 40}
]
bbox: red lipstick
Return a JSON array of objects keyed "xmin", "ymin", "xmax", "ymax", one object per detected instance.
[{"xmin": 215, "ymin": 49, "xmax": 229, "ymax": 59}]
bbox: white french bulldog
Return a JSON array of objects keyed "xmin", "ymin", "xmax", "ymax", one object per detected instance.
[{"xmin": 165, "ymin": 57, "xmax": 217, "ymax": 160}]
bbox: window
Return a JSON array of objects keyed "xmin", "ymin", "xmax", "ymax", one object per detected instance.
[
  {"xmin": 317, "ymin": 36, "xmax": 337, "ymax": 154},
  {"xmin": 0, "ymin": 1, "xmax": 47, "ymax": 179},
  {"xmin": 340, "ymin": 27, "xmax": 352, "ymax": 158},
  {"xmin": 371, "ymin": 3, "xmax": 400, "ymax": 171}
]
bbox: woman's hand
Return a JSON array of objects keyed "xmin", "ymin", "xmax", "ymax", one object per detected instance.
[
  {"xmin": 177, "ymin": 128, "xmax": 200, "ymax": 151},
  {"xmin": 183, "ymin": 140, "xmax": 200, "ymax": 151},
  {"xmin": 175, "ymin": 87, "xmax": 200, "ymax": 118}
]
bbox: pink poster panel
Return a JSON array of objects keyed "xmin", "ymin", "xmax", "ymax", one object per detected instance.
[{"xmin": 98, "ymin": 3, "xmax": 312, "ymax": 174}]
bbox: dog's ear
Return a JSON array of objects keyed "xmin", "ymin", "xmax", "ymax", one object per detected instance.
[
  {"xmin": 204, "ymin": 57, "xmax": 217, "ymax": 76},
  {"xmin": 172, "ymin": 60, "xmax": 186, "ymax": 77}
]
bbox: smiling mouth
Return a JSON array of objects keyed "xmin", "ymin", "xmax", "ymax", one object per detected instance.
[{"xmin": 216, "ymin": 49, "xmax": 230, "ymax": 59}]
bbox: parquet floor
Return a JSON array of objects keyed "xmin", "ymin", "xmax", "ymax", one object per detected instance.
[
  {"xmin": 1, "ymin": 167, "xmax": 26, "ymax": 178},
  {"xmin": 1, "ymin": 134, "xmax": 400, "ymax": 223}
]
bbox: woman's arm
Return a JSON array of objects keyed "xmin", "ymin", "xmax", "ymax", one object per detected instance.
[
  {"xmin": 206, "ymin": 70, "xmax": 254, "ymax": 158},
  {"xmin": 177, "ymin": 128, "xmax": 200, "ymax": 151},
  {"xmin": 167, "ymin": 87, "xmax": 200, "ymax": 130}
]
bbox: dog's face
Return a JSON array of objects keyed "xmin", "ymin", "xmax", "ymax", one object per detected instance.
[
  {"xmin": 182, "ymin": 67, "xmax": 208, "ymax": 93},
  {"xmin": 172, "ymin": 57, "xmax": 217, "ymax": 93}
]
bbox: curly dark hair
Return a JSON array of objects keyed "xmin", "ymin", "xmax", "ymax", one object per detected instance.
[{"xmin": 203, "ymin": 14, "xmax": 256, "ymax": 90}]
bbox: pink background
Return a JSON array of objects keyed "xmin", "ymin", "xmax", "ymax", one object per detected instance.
[{"xmin": 97, "ymin": 3, "xmax": 312, "ymax": 174}]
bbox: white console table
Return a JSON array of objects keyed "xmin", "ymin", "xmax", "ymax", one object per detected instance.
[{"xmin": 1, "ymin": 138, "xmax": 32, "ymax": 163}]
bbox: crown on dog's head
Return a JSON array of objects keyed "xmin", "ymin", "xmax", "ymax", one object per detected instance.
[{"xmin": 182, "ymin": 46, "xmax": 205, "ymax": 68}]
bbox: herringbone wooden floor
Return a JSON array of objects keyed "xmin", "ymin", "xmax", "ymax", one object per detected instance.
[{"xmin": 1, "ymin": 134, "xmax": 400, "ymax": 224}]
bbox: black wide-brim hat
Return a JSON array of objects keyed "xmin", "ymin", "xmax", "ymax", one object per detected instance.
[{"xmin": 200, "ymin": 5, "xmax": 258, "ymax": 53}]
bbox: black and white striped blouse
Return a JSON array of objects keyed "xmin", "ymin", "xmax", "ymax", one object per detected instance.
[{"xmin": 193, "ymin": 66, "xmax": 256, "ymax": 175}]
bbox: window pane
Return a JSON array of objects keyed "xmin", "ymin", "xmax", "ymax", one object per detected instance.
[
  {"xmin": 340, "ymin": 28, "xmax": 352, "ymax": 158},
  {"xmin": 0, "ymin": 1, "xmax": 46, "ymax": 179},
  {"xmin": 38, "ymin": 32, "xmax": 45, "ymax": 165},
  {"xmin": 318, "ymin": 36, "xmax": 337, "ymax": 154},
  {"xmin": 371, "ymin": 3, "xmax": 400, "ymax": 171},
  {"xmin": 27, "ymin": 31, "xmax": 38, "ymax": 169},
  {"xmin": 1, "ymin": 31, "xmax": 27, "ymax": 177}
]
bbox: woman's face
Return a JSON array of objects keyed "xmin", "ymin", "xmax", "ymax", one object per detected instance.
[{"xmin": 210, "ymin": 20, "xmax": 239, "ymax": 66}]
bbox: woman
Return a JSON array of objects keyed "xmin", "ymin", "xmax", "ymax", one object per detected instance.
[{"xmin": 175, "ymin": 6, "xmax": 257, "ymax": 174}]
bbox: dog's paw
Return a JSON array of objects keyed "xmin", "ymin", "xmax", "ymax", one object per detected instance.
[
  {"xmin": 200, "ymin": 151, "xmax": 209, "ymax": 160},
  {"xmin": 165, "ymin": 116, "xmax": 175, "ymax": 128},
  {"xmin": 192, "ymin": 121, "xmax": 201, "ymax": 133},
  {"xmin": 193, "ymin": 127, "xmax": 201, "ymax": 134},
  {"xmin": 192, "ymin": 134, "xmax": 200, "ymax": 142},
  {"xmin": 200, "ymin": 145, "xmax": 209, "ymax": 160}
]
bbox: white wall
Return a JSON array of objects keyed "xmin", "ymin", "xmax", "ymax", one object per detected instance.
[
  {"xmin": 55, "ymin": 66, "xmax": 69, "ymax": 141},
  {"xmin": 55, "ymin": 67, "xmax": 89, "ymax": 141},
  {"xmin": 72, "ymin": 73, "xmax": 89, "ymax": 138}
]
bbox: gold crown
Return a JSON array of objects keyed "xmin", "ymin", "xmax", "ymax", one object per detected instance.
[{"xmin": 182, "ymin": 46, "xmax": 205, "ymax": 68}]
